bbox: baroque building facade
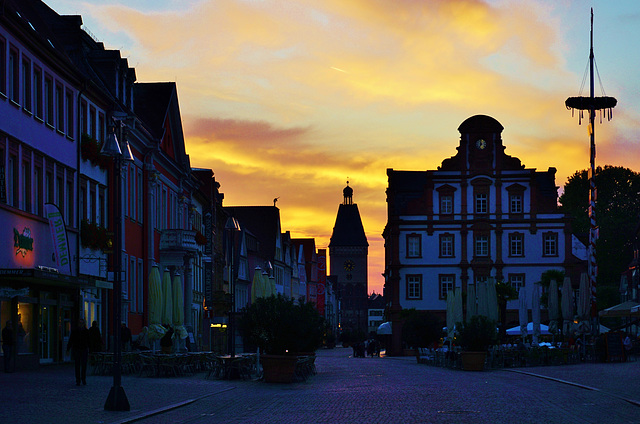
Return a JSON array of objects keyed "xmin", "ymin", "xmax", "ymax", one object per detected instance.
[{"xmin": 383, "ymin": 115, "xmax": 585, "ymax": 355}]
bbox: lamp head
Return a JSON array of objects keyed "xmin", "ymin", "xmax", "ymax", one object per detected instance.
[{"xmin": 100, "ymin": 126, "xmax": 122, "ymax": 157}]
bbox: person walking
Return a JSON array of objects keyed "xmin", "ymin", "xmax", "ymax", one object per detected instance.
[
  {"xmin": 67, "ymin": 318, "xmax": 90, "ymax": 386},
  {"xmin": 121, "ymin": 323, "xmax": 132, "ymax": 352},
  {"xmin": 88, "ymin": 321, "xmax": 102, "ymax": 353},
  {"xmin": 2, "ymin": 320, "xmax": 13, "ymax": 373}
]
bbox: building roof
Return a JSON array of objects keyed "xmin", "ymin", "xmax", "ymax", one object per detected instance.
[
  {"xmin": 329, "ymin": 203, "xmax": 368, "ymax": 247},
  {"xmin": 224, "ymin": 206, "xmax": 281, "ymax": 261},
  {"xmin": 134, "ymin": 83, "xmax": 176, "ymax": 139}
]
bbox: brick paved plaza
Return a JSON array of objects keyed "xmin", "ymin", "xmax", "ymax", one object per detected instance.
[{"xmin": 1, "ymin": 348, "xmax": 638, "ymax": 424}]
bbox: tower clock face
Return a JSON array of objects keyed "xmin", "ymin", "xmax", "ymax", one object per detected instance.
[
  {"xmin": 343, "ymin": 259, "xmax": 355, "ymax": 271},
  {"xmin": 476, "ymin": 139, "xmax": 487, "ymax": 150}
]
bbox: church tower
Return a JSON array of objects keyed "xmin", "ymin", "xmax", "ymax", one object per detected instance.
[{"xmin": 329, "ymin": 182, "xmax": 369, "ymax": 337}]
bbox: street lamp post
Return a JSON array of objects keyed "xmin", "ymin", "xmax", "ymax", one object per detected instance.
[
  {"xmin": 102, "ymin": 121, "xmax": 133, "ymax": 411},
  {"xmin": 225, "ymin": 217, "xmax": 240, "ymax": 358}
]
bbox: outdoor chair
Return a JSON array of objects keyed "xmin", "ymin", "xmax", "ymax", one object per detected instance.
[
  {"xmin": 138, "ymin": 354, "xmax": 157, "ymax": 377},
  {"xmin": 205, "ymin": 355, "xmax": 224, "ymax": 380}
]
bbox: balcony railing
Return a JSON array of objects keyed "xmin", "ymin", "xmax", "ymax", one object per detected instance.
[{"xmin": 159, "ymin": 229, "xmax": 198, "ymax": 252}]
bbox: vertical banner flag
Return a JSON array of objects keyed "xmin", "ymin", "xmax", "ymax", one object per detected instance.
[
  {"xmin": 45, "ymin": 203, "xmax": 72, "ymax": 275},
  {"xmin": 316, "ymin": 249, "xmax": 326, "ymax": 316}
]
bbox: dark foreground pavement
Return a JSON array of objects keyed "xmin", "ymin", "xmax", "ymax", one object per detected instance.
[{"xmin": 1, "ymin": 348, "xmax": 638, "ymax": 424}]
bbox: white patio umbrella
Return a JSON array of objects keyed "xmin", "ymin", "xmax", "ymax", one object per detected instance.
[
  {"xmin": 453, "ymin": 288, "xmax": 464, "ymax": 332},
  {"xmin": 172, "ymin": 273, "xmax": 188, "ymax": 342},
  {"xmin": 377, "ymin": 322, "xmax": 392, "ymax": 335},
  {"xmin": 466, "ymin": 284, "xmax": 477, "ymax": 321},
  {"xmin": 147, "ymin": 265, "xmax": 166, "ymax": 343},
  {"xmin": 577, "ymin": 273, "xmax": 590, "ymax": 321},
  {"xmin": 561, "ymin": 277, "xmax": 574, "ymax": 335},
  {"xmin": 446, "ymin": 290, "xmax": 455, "ymax": 338},
  {"xmin": 477, "ymin": 281, "xmax": 488, "ymax": 318},
  {"xmin": 548, "ymin": 279, "xmax": 559, "ymax": 334},
  {"xmin": 532, "ymin": 283, "xmax": 541, "ymax": 344},
  {"xmin": 487, "ymin": 278, "xmax": 499, "ymax": 323},
  {"xmin": 507, "ymin": 323, "xmax": 551, "ymax": 336},
  {"xmin": 518, "ymin": 287, "xmax": 528, "ymax": 338},
  {"xmin": 251, "ymin": 267, "xmax": 264, "ymax": 303},
  {"xmin": 161, "ymin": 268, "xmax": 173, "ymax": 326}
]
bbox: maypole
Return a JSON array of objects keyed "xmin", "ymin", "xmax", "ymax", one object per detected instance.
[{"xmin": 565, "ymin": 8, "xmax": 616, "ymax": 336}]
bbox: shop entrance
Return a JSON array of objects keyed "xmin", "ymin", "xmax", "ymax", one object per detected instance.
[{"xmin": 39, "ymin": 304, "xmax": 56, "ymax": 363}]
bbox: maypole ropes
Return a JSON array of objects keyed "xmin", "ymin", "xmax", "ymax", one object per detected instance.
[{"xmin": 565, "ymin": 8, "xmax": 617, "ymax": 336}]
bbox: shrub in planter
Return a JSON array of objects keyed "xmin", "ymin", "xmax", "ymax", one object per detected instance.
[
  {"xmin": 239, "ymin": 295, "xmax": 324, "ymax": 383},
  {"xmin": 457, "ymin": 315, "xmax": 498, "ymax": 352},
  {"xmin": 239, "ymin": 294, "xmax": 324, "ymax": 355}
]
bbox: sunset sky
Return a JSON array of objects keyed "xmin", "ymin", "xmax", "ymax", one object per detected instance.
[{"xmin": 46, "ymin": 0, "xmax": 640, "ymax": 294}]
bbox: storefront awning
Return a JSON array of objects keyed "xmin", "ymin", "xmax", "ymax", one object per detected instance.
[{"xmin": 0, "ymin": 268, "xmax": 93, "ymax": 289}]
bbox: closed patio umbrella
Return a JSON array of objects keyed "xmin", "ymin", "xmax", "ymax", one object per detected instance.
[
  {"xmin": 577, "ymin": 273, "xmax": 590, "ymax": 321},
  {"xmin": 548, "ymin": 279, "xmax": 559, "ymax": 334},
  {"xmin": 161, "ymin": 269, "xmax": 173, "ymax": 326},
  {"xmin": 446, "ymin": 290, "xmax": 455, "ymax": 338},
  {"xmin": 561, "ymin": 277, "xmax": 574, "ymax": 335},
  {"xmin": 519, "ymin": 287, "xmax": 528, "ymax": 338},
  {"xmin": 477, "ymin": 281, "xmax": 488, "ymax": 318},
  {"xmin": 147, "ymin": 265, "xmax": 165, "ymax": 342},
  {"xmin": 453, "ymin": 288, "xmax": 464, "ymax": 333},
  {"xmin": 172, "ymin": 273, "xmax": 187, "ymax": 342},
  {"xmin": 466, "ymin": 284, "xmax": 477, "ymax": 321},
  {"xmin": 487, "ymin": 278, "xmax": 499, "ymax": 323},
  {"xmin": 532, "ymin": 283, "xmax": 541, "ymax": 344},
  {"xmin": 251, "ymin": 267, "xmax": 264, "ymax": 303}
]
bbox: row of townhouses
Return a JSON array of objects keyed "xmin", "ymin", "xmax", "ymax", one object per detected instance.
[{"xmin": 0, "ymin": 0, "xmax": 339, "ymax": 370}]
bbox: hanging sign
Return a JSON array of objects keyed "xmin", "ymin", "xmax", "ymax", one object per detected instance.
[{"xmin": 13, "ymin": 227, "xmax": 34, "ymax": 257}]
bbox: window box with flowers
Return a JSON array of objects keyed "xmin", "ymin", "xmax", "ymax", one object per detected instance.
[
  {"xmin": 80, "ymin": 133, "xmax": 110, "ymax": 169},
  {"xmin": 80, "ymin": 219, "xmax": 111, "ymax": 252}
]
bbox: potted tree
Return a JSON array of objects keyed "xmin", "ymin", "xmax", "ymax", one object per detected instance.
[
  {"xmin": 239, "ymin": 294, "xmax": 324, "ymax": 383},
  {"xmin": 456, "ymin": 315, "xmax": 498, "ymax": 371}
]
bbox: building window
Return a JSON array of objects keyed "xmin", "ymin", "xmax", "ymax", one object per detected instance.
[
  {"xmin": 33, "ymin": 67, "xmax": 43, "ymax": 119},
  {"xmin": 21, "ymin": 160, "xmax": 31, "ymax": 212},
  {"xmin": 509, "ymin": 232, "xmax": 524, "ymax": 257},
  {"xmin": 406, "ymin": 234, "xmax": 421, "ymax": 258},
  {"xmin": 0, "ymin": 36, "xmax": 6, "ymax": 95},
  {"xmin": 65, "ymin": 89, "xmax": 74, "ymax": 139},
  {"xmin": 89, "ymin": 106, "xmax": 96, "ymax": 139},
  {"xmin": 439, "ymin": 233, "xmax": 454, "ymax": 257},
  {"xmin": 22, "ymin": 57, "xmax": 31, "ymax": 112},
  {"xmin": 98, "ymin": 113, "xmax": 105, "ymax": 143},
  {"xmin": 44, "ymin": 75, "xmax": 54, "ymax": 126},
  {"xmin": 510, "ymin": 194, "xmax": 522, "ymax": 214},
  {"xmin": 80, "ymin": 184, "xmax": 86, "ymax": 221},
  {"xmin": 137, "ymin": 169, "xmax": 143, "ymax": 222},
  {"xmin": 55, "ymin": 83, "xmax": 64, "ymax": 132},
  {"xmin": 137, "ymin": 259, "xmax": 144, "ymax": 312},
  {"xmin": 440, "ymin": 194, "xmax": 453, "ymax": 215},
  {"xmin": 475, "ymin": 275, "xmax": 488, "ymax": 285},
  {"xmin": 475, "ymin": 234, "xmax": 489, "ymax": 257},
  {"xmin": 98, "ymin": 187, "xmax": 106, "ymax": 227},
  {"xmin": 8, "ymin": 47, "xmax": 19, "ymax": 103},
  {"xmin": 8, "ymin": 154, "xmax": 17, "ymax": 207},
  {"xmin": 66, "ymin": 180, "xmax": 73, "ymax": 225},
  {"xmin": 509, "ymin": 274, "xmax": 525, "ymax": 290},
  {"xmin": 439, "ymin": 274, "xmax": 455, "ymax": 300},
  {"xmin": 45, "ymin": 170, "xmax": 53, "ymax": 204},
  {"xmin": 543, "ymin": 232, "xmax": 558, "ymax": 257},
  {"xmin": 475, "ymin": 193, "xmax": 488, "ymax": 214},
  {"xmin": 34, "ymin": 166, "xmax": 42, "ymax": 216},
  {"xmin": 406, "ymin": 274, "xmax": 422, "ymax": 300}
]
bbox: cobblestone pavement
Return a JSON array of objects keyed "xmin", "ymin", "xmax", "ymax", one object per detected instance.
[{"xmin": 1, "ymin": 349, "xmax": 638, "ymax": 424}]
